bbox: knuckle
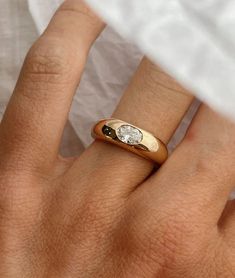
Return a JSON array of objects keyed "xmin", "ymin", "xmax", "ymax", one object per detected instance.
[
  {"xmin": 151, "ymin": 214, "xmax": 187, "ymax": 259},
  {"xmin": 78, "ymin": 196, "xmax": 108, "ymax": 229},
  {"xmin": 62, "ymin": 171, "xmax": 126, "ymax": 234},
  {"xmin": 184, "ymin": 126, "xmax": 235, "ymax": 182},
  {"xmin": 17, "ymin": 36, "xmax": 82, "ymax": 103},
  {"xmin": 71, "ymin": 191, "xmax": 124, "ymax": 237},
  {"xmin": 125, "ymin": 204, "xmax": 196, "ymax": 274},
  {"xmin": 24, "ymin": 38, "xmax": 72, "ymax": 83},
  {"xmin": 183, "ymin": 138, "xmax": 224, "ymax": 181},
  {"xmin": 185, "ymin": 123, "xmax": 231, "ymax": 155}
]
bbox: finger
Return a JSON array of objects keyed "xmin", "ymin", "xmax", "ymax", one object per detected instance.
[
  {"xmin": 67, "ymin": 58, "xmax": 194, "ymax": 195},
  {"xmin": 143, "ymin": 105, "xmax": 235, "ymax": 226},
  {"xmin": 0, "ymin": 0, "xmax": 104, "ymax": 171}
]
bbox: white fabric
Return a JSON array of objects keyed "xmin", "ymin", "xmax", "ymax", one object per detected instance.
[{"xmin": 84, "ymin": 0, "xmax": 235, "ymax": 122}]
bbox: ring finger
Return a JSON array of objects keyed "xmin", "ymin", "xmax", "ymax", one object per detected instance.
[{"xmin": 67, "ymin": 57, "xmax": 194, "ymax": 195}]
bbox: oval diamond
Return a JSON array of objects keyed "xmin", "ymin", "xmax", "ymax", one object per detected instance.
[{"xmin": 116, "ymin": 125, "xmax": 143, "ymax": 145}]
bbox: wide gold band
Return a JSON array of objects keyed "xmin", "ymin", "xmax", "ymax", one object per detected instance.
[{"xmin": 92, "ymin": 119, "xmax": 168, "ymax": 165}]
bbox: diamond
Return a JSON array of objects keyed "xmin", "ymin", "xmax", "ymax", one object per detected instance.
[{"xmin": 116, "ymin": 125, "xmax": 143, "ymax": 145}]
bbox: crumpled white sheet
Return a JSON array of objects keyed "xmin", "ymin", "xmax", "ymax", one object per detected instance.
[{"xmin": 84, "ymin": 0, "xmax": 235, "ymax": 122}]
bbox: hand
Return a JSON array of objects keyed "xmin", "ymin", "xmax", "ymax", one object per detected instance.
[{"xmin": 0, "ymin": 1, "xmax": 235, "ymax": 277}]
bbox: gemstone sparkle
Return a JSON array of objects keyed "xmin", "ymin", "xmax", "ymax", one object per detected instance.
[{"xmin": 116, "ymin": 125, "xmax": 143, "ymax": 145}]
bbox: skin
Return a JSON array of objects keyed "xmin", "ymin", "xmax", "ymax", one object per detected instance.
[{"xmin": 0, "ymin": 0, "xmax": 235, "ymax": 277}]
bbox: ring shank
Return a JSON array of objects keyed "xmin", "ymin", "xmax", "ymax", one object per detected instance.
[{"xmin": 92, "ymin": 119, "xmax": 168, "ymax": 165}]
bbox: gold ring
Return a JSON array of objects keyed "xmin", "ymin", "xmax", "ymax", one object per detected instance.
[{"xmin": 92, "ymin": 118, "xmax": 168, "ymax": 165}]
